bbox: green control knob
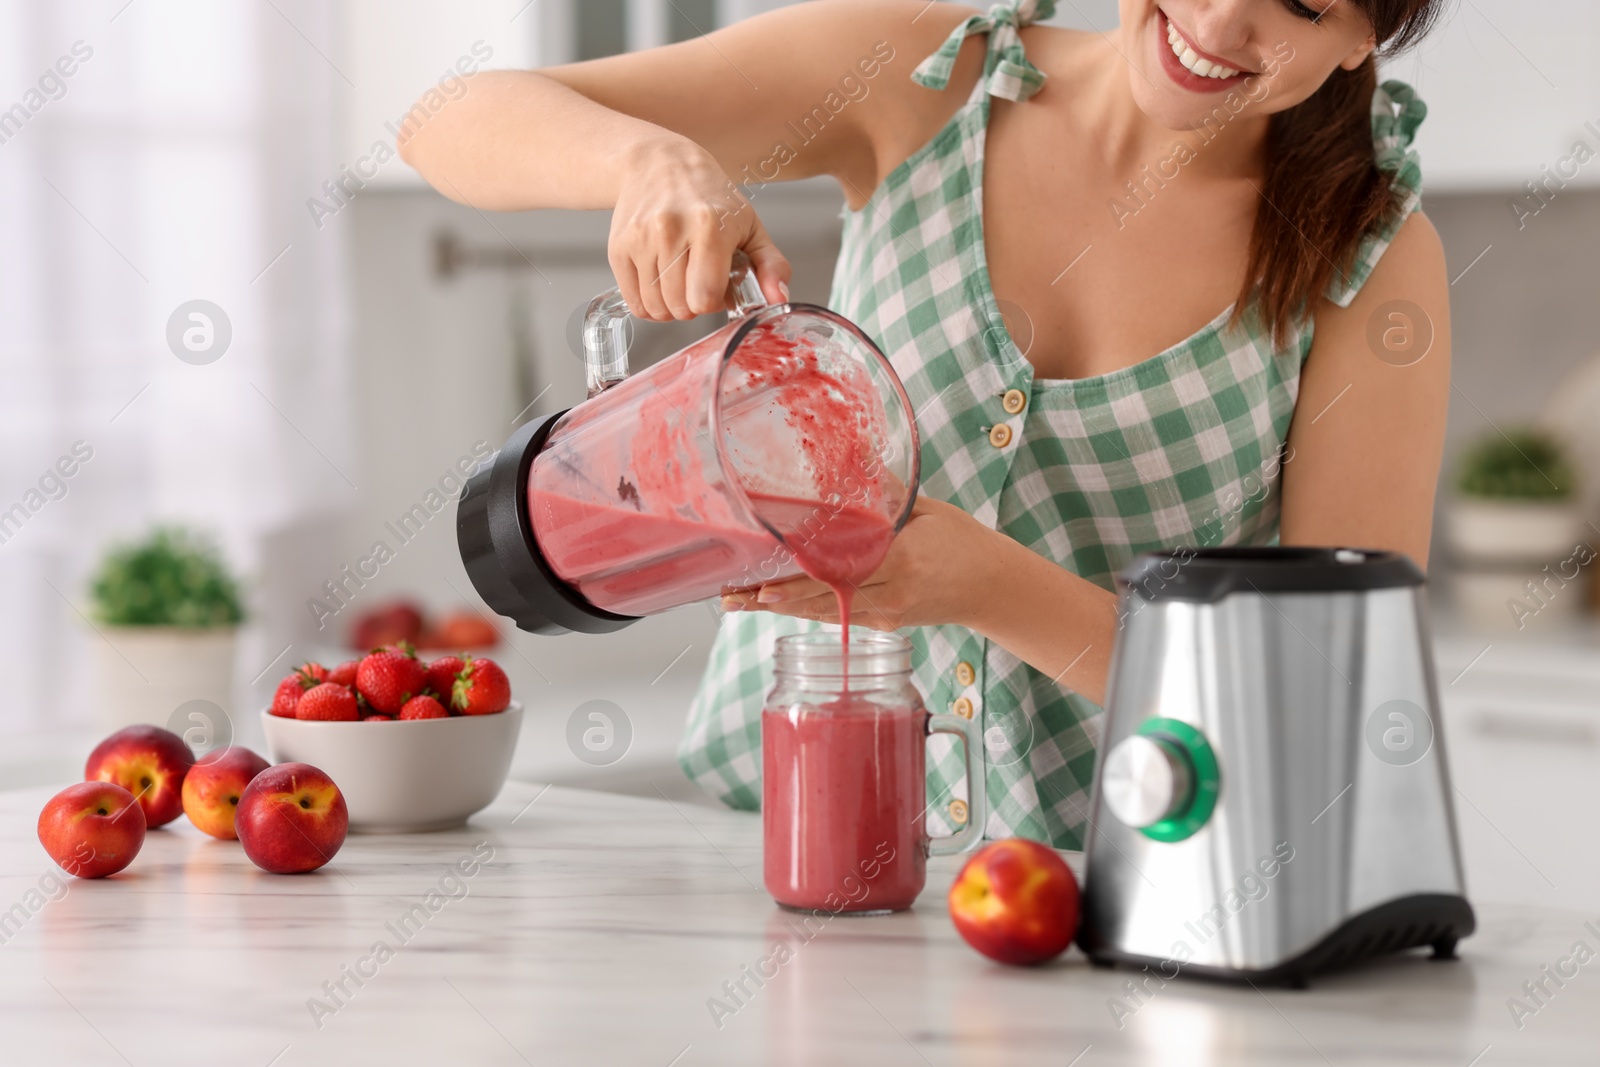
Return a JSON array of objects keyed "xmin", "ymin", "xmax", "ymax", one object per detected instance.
[{"xmin": 1100, "ymin": 717, "xmax": 1220, "ymax": 843}]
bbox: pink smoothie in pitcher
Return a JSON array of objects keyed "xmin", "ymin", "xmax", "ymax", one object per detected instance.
[
  {"xmin": 529, "ymin": 490, "xmax": 893, "ymax": 621},
  {"xmin": 762, "ymin": 698, "xmax": 928, "ymax": 913},
  {"xmin": 526, "ymin": 318, "xmax": 901, "ymax": 630}
]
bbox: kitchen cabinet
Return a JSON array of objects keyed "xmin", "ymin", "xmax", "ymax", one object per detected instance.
[{"xmin": 1434, "ymin": 618, "xmax": 1600, "ymax": 916}]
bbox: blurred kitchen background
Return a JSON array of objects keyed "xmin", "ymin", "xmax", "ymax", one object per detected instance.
[{"xmin": 2, "ymin": 1, "xmax": 1597, "ymax": 911}]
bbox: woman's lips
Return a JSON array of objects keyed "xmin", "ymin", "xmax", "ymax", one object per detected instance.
[{"xmin": 1156, "ymin": 10, "xmax": 1252, "ymax": 94}]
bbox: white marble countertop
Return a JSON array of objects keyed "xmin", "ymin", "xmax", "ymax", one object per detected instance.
[{"xmin": 2, "ymin": 780, "xmax": 1596, "ymax": 1067}]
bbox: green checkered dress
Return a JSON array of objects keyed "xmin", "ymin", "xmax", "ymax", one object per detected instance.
[{"xmin": 678, "ymin": 0, "xmax": 1427, "ymax": 850}]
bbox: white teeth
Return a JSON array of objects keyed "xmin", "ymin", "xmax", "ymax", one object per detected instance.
[{"xmin": 1165, "ymin": 18, "xmax": 1241, "ymax": 79}]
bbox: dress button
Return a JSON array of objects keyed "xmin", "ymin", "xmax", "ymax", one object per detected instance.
[
  {"xmin": 948, "ymin": 798, "xmax": 969, "ymax": 824},
  {"xmin": 988, "ymin": 423, "xmax": 1013, "ymax": 449},
  {"xmin": 953, "ymin": 696, "xmax": 975, "ymax": 720},
  {"xmin": 955, "ymin": 661, "xmax": 975, "ymax": 687},
  {"xmin": 1002, "ymin": 388, "xmax": 1027, "ymax": 414}
]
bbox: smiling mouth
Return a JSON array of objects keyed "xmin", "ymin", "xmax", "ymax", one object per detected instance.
[{"xmin": 1157, "ymin": 9, "xmax": 1251, "ymax": 91}]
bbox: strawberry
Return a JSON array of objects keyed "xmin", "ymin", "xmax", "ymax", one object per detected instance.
[
  {"xmin": 362, "ymin": 714, "xmax": 394, "ymax": 722},
  {"xmin": 451, "ymin": 656, "xmax": 510, "ymax": 716},
  {"xmin": 327, "ymin": 659, "xmax": 360, "ymax": 688},
  {"xmin": 356, "ymin": 648, "xmax": 426, "ymax": 715},
  {"xmin": 425, "ymin": 656, "xmax": 465, "ymax": 702},
  {"xmin": 270, "ymin": 677, "xmax": 303, "ymax": 719},
  {"xmin": 269, "ymin": 663, "xmax": 328, "ymax": 718},
  {"xmin": 296, "ymin": 683, "xmax": 359, "ymax": 721},
  {"xmin": 399, "ymin": 695, "xmax": 449, "ymax": 721}
]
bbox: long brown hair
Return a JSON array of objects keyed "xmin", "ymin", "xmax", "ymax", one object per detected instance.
[{"xmin": 1245, "ymin": 0, "xmax": 1442, "ymax": 343}]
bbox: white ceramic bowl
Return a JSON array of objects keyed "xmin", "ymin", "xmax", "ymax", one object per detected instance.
[{"xmin": 260, "ymin": 704, "xmax": 523, "ymax": 833}]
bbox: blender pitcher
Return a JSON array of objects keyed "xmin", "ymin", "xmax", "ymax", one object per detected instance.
[{"xmin": 457, "ymin": 255, "xmax": 920, "ymax": 635}]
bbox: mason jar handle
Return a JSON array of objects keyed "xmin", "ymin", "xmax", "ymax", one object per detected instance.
[
  {"xmin": 580, "ymin": 249, "xmax": 768, "ymax": 398},
  {"xmin": 926, "ymin": 711, "xmax": 987, "ymax": 856}
]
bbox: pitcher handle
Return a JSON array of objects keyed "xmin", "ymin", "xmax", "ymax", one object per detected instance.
[
  {"xmin": 926, "ymin": 711, "xmax": 987, "ymax": 856},
  {"xmin": 581, "ymin": 250, "xmax": 768, "ymax": 397}
]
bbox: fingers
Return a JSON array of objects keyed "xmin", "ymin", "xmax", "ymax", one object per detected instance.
[
  {"xmin": 634, "ymin": 253, "xmax": 672, "ymax": 321},
  {"xmin": 754, "ymin": 576, "xmax": 830, "ymax": 604},
  {"xmin": 620, "ymin": 222, "xmax": 776, "ymax": 322},
  {"xmin": 719, "ymin": 570, "xmax": 878, "ymax": 611},
  {"xmin": 722, "ymin": 591, "xmax": 900, "ymax": 632},
  {"xmin": 609, "ymin": 186, "xmax": 787, "ymax": 321},
  {"xmin": 606, "ymin": 139, "xmax": 789, "ymax": 323},
  {"xmin": 685, "ymin": 237, "xmax": 731, "ymax": 318},
  {"xmin": 607, "ymin": 246, "xmax": 645, "ymax": 324},
  {"xmin": 613, "ymin": 238, "xmax": 670, "ymax": 321},
  {"xmin": 688, "ymin": 207, "xmax": 736, "ymax": 313},
  {"xmin": 741, "ymin": 215, "xmax": 793, "ymax": 306},
  {"xmin": 725, "ymin": 591, "xmax": 839, "ymax": 624},
  {"xmin": 655, "ymin": 245, "xmax": 694, "ymax": 321},
  {"xmin": 609, "ymin": 212, "xmax": 689, "ymax": 322}
]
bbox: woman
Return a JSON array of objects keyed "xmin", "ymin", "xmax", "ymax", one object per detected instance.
[{"xmin": 403, "ymin": 0, "xmax": 1450, "ymax": 849}]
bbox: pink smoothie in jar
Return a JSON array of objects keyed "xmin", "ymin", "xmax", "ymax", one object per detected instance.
[
  {"xmin": 762, "ymin": 696, "xmax": 928, "ymax": 913},
  {"xmin": 760, "ymin": 632, "xmax": 986, "ymax": 914}
]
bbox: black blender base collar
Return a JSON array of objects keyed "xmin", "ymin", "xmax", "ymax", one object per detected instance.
[
  {"xmin": 1119, "ymin": 545, "xmax": 1425, "ymax": 603},
  {"xmin": 456, "ymin": 410, "xmax": 638, "ymax": 636},
  {"xmin": 1078, "ymin": 893, "xmax": 1475, "ymax": 988}
]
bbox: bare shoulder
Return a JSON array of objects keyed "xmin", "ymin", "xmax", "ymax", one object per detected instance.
[
  {"xmin": 1351, "ymin": 210, "xmax": 1447, "ymax": 310},
  {"xmin": 1370, "ymin": 210, "xmax": 1447, "ymax": 290},
  {"xmin": 1314, "ymin": 209, "xmax": 1450, "ymax": 354},
  {"xmin": 767, "ymin": 1, "xmax": 990, "ymax": 199}
]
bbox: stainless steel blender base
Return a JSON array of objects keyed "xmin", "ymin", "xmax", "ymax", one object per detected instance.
[{"xmin": 1079, "ymin": 548, "xmax": 1475, "ymax": 987}]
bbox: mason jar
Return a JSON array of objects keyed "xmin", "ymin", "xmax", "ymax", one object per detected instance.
[{"xmin": 762, "ymin": 631, "xmax": 986, "ymax": 914}]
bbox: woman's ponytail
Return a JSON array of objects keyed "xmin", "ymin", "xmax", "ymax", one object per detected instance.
[{"xmin": 1238, "ymin": 0, "xmax": 1442, "ymax": 344}]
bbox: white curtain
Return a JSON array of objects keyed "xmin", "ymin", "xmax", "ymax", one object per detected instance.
[{"xmin": 0, "ymin": 0, "xmax": 353, "ymax": 733}]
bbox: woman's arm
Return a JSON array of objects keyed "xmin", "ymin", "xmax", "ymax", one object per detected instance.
[
  {"xmin": 1280, "ymin": 213, "xmax": 1453, "ymax": 567},
  {"xmin": 397, "ymin": 1, "xmax": 980, "ymax": 317}
]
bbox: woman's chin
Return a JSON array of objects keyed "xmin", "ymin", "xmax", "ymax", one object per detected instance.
[{"xmin": 1127, "ymin": 72, "xmax": 1220, "ymax": 132}]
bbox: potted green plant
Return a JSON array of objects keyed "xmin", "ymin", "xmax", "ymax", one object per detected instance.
[
  {"xmin": 1446, "ymin": 429, "xmax": 1587, "ymax": 625},
  {"xmin": 88, "ymin": 527, "xmax": 244, "ymax": 731}
]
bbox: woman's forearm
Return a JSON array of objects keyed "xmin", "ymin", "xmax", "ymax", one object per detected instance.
[
  {"xmin": 963, "ymin": 531, "xmax": 1119, "ymax": 705},
  {"xmin": 397, "ymin": 70, "xmax": 692, "ymax": 211}
]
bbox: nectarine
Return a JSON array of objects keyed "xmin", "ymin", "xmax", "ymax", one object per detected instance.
[
  {"xmin": 182, "ymin": 747, "xmax": 271, "ymax": 839},
  {"xmin": 949, "ymin": 839, "xmax": 1079, "ymax": 966},
  {"xmin": 235, "ymin": 763, "xmax": 348, "ymax": 874},
  {"xmin": 85, "ymin": 725, "xmax": 194, "ymax": 828},
  {"xmin": 38, "ymin": 781, "xmax": 147, "ymax": 878}
]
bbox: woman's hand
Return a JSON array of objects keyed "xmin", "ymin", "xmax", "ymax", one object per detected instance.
[
  {"xmin": 720, "ymin": 496, "xmax": 1001, "ymax": 631},
  {"xmin": 724, "ymin": 493, "xmax": 1120, "ymax": 703},
  {"xmin": 610, "ymin": 134, "xmax": 791, "ymax": 322}
]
